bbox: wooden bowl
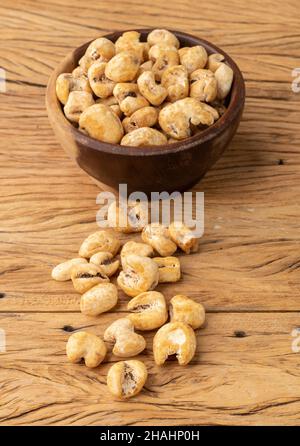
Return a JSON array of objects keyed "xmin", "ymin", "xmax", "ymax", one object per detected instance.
[{"xmin": 46, "ymin": 29, "xmax": 245, "ymax": 194}]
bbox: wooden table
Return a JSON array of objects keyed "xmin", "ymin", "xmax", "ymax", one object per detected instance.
[{"xmin": 1, "ymin": 0, "xmax": 300, "ymax": 426}]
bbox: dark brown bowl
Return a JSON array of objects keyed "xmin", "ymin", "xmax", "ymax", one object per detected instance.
[{"xmin": 46, "ymin": 29, "xmax": 245, "ymax": 194}]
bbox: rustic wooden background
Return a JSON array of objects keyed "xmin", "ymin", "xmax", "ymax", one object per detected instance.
[{"xmin": 1, "ymin": 0, "xmax": 300, "ymax": 426}]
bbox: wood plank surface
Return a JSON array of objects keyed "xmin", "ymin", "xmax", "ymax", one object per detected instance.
[
  {"xmin": 1, "ymin": 312, "xmax": 300, "ymax": 426},
  {"xmin": 0, "ymin": 0, "xmax": 300, "ymax": 426}
]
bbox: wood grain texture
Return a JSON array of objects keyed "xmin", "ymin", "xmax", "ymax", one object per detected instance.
[
  {"xmin": 1, "ymin": 312, "xmax": 300, "ymax": 426},
  {"xmin": 0, "ymin": 0, "xmax": 300, "ymax": 426}
]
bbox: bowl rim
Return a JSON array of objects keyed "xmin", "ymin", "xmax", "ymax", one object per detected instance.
[{"xmin": 46, "ymin": 28, "xmax": 245, "ymax": 157}]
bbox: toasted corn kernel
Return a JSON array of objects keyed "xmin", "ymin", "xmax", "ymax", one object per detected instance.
[
  {"xmin": 71, "ymin": 263, "xmax": 109, "ymax": 294},
  {"xmin": 51, "ymin": 258, "xmax": 87, "ymax": 281},
  {"xmin": 80, "ymin": 282, "xmax": 118, "ymax": 316},
  {"xmin": 66, "ymin": 331, "xmax": 107, "ymax": 368},
  {"xmin": 104, "ymin": 318, "xmax": 146, "ymax": 357},
  {"xmin": 170, "ymin": 294, "xmax": 205, "ymax": 329},
  {"xmin": 169, "ymin": 221, "xmax": 199, "ymax": 254},
  {"xmin": 142, "ymin": 223, "xmax": 177, "ymax": 256},
  {"xmin": 127, "ymin": 291, "xmax": 168, "ymax": 331},
  {"xmin": 120, "ymin": 241, "xmax": 154, "ymax": 269},
  {"xmin": 79, "ymin": 230, "xmax": 121, "ymax": 258},
  {"xmin": 153, "ymin": 256, "xmax": 181, "ymax": 283},
  {"xmin": 107, "ymin": 360, "xmax": 148, "ymax": 399},
  {"xmin": 153, "ymin": 322, "xmax": 196, "ymax": 366},
  {"xmin": 89, "ymin": 252, "xmax": 119, "ymax": 277},
  {"xmin": 117, "ymin": 254, "xmax": 159, "ymax": 297}
]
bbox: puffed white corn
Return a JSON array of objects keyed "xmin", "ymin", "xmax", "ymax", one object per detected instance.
[
  {"xmin": 71, "ymin": 263, "xmax": 109, "ymax": 294},
  {"xmin": 107, "ymin": 360, "xmax": 148, "ymax": 399},
  {"xmin": 104, "ymin": 318, "xmax": 146, "ymax": 357},
  {"xmin": 80, "ymin": 282, "xmax": 118, "ymax": 316},
  {"xmin": 51, "ymin": 257, "xmax": 87, "ymax": 281},
  {"xmin": 66, "ymin": 331, "xmax": 107, "ymax": 368},
  {"xmin": 153, "ymin": 322, "xmax": 196, "ymax": 366},
  {"xmin": 117, "ymin": 254, "xmax": 159, "ymax": 297},
  {"xmin": 170, "ymin": 294, "xmax": 205, "ymax": 329},
  {"xmin": 127, "ymin": 291, "xmax": 168, "ymax": 331}
]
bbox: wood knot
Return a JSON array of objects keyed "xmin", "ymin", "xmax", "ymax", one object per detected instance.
[
  {"xmin": 278, "ymin": 159, "xmax": 284, "ymax": 165},
  {"xmin": 62, "ymin": 325, "xmax": 75, "ymax": 332},
  {"xmin": 234, "ymin": 330, "xmax": 246, "ymax": 338},
  {"xmin": 0, "ymin": 292, "xmax": 5, "ymax": 299}
]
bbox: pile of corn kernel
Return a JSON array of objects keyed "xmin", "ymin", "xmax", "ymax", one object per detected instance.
[
  {"xmin": 51, "ymin": 201, "xmax": 205, "ymax": 399},
  {"xmin": 56, "ymin": 29, "xmax": 233, "ymax": 146}
]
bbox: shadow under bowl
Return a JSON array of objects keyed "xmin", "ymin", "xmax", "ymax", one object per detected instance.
[{"xmin": 46, "ymin": 29, "xmax": 245, "ymax": 195}]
